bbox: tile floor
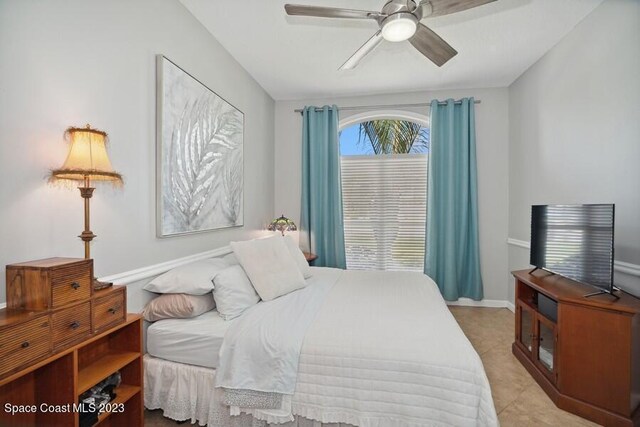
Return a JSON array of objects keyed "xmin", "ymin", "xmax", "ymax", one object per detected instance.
[
  {"xmin": 145, "ymin": 306, "xmax": 599, "ymax": 426},
  {"xmin": 448, "ymin": 307, "xmax": 597, "ymax": 426}
]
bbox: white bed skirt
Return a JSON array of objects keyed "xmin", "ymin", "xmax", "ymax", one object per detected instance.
[{"xmin": 144, "ymin": 355, "xmax": 353, "ymax": 427}]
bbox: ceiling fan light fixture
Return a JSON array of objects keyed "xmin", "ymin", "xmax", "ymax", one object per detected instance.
[{"xmin": 381, "ymin": 13, "xmax": 418, "ymax": 42}]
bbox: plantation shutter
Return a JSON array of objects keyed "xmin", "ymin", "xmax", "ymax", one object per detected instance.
[{"xmin": 340, "ymin": 154, "xmax": 427, "ymax": 272}]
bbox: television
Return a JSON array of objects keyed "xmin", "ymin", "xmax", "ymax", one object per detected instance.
[{"xmin": 530, "ymin": 204, "xmax": 615, "ymax": 296}]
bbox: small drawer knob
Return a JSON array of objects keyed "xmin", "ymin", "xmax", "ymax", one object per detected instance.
[
  {"xmin": 70, "ymin": 321, "xmax": 80, "ymax": 330},
  {"xmin": 21, "ymin": 341, "xmax": 29, "ymax": 349},
  {"xmin": 108, "ymin": 307, "xmax": 118, "ymax": 315},
  {"xmin": 70, "ymin": 282, "xmax": 81, "ymax": 290}
]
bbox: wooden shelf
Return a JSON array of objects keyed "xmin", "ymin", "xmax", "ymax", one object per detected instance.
[
  {"xmin": 78, "ymin": 350, "xmax": 140, "ymax": 394},
  {"xmin": 0, "ymin": 307, "xmax": 142, "ymax": 427},
  {"xmin": 518, "ymin": 298, "xmax": 537, "ymax": 311},
  {"xmin": 95, "ymin": 384, "xmax": 140, "ymax": 425}
]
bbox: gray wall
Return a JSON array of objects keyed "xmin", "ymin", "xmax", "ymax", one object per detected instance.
[
  {"xmin": 0, "ymin": 0, "xmax": 275, "ymax": 303},
  {"xmin": 508, "ymin": 0, "xmax": 640, "ymax": 300},
  {"xmin": 275, "ymin": 88, "xmax": 510, "ymax": 301}
]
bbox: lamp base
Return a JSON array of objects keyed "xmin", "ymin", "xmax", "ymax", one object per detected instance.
[{"xmin": 93, "ymin": 277, "xmax": 113, "ymax": 291}]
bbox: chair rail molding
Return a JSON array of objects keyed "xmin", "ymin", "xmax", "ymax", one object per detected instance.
[
  {"xmin": 506, "ymin": 237, "xmax": 640, "ymax": 277},
  {"xmin": 99, "ymin": 245, "xmax": 233, "ymax": 286}
]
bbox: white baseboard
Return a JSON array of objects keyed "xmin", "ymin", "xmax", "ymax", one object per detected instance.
[
  {"xmin": 506, "ymin": 301, "xmax": 515, "ymax": 313},
  {"xmin": 507, "ymin": 237, "xmax": 640, "ymax": 278},
  {"xmin": 446, "ymin": 298, "xmax": 512, "ymax": 309}
]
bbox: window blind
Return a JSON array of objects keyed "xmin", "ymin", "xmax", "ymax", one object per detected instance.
[{"xmin": 340, "ymin": 154, "xmax": 427, "ymax": 272}]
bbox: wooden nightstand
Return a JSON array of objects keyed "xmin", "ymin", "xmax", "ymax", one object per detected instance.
[{"xmin": 303, "ymin": 252, "xmax": 318, "ymax": 265}]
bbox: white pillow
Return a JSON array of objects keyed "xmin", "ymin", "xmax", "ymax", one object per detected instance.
[
  {"xmin": 213, "ymin": 265, "xmax": 260, "ymax": 320},
  {"xmin": 282, "ymin": 235, "xmax": 312, "ymax": 278},
  {"xmin": 222, "ymin": 252, "xmax": 238, "ymax": 265},
  {"xmin": 231, "ymin": 236, "xmax": 306, "ymax": 301},
  {"xmin": 143, "ymin": 258, "xmax": 227, "ymax": 295}
]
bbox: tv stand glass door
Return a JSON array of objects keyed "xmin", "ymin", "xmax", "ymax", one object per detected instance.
[
  {"xmin": 535, "ymin": 314, "xmax": 557, "ymax": 382},
  {"xmin": 516, "ymin": 297, "xmax": 557, "ymax": 385},
  {"xmin": 516, "ymin": 301, "xmax": 535, "ymax": 356}
]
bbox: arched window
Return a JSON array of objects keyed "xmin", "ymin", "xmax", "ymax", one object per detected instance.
[{"xmin": 339, "ymin": 111, "xmax": 429, "ymax": 272}]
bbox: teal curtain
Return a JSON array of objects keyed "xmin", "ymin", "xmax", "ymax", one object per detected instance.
[
  {"xmin": 300, "ymin": 105, "xmax": 347, "ymax": 269},
  {"xmin": 425, "ymin": 98, "xmax": 483, "ymax": 300}
]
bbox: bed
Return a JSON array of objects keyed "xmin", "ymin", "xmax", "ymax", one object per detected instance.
[
  {"xmin": 147, "ymin": 310, "xmax": 231, "ymax": 369},
  {"xmin": 144, "ymin": 266, "xmax": 498, "ymax": 427}
]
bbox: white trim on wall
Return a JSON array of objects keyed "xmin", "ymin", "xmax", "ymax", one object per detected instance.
[
  {"xmin": 99, "ymin": 245, "xmax": 232, "ymax": 285},
  {"xmin": 615, "ymin": 261, "xmax": 640, "ymax": 277},
  {"xmin": 446, "ymin": 298, "xmax": 515, "ymax": 312},
  {"xmin": 507, "ymin": 238, "xmax": 640, "ymax": 277},
  {"xmin": 506, "ymin": 237, "xmax": 530, "ymax": 250}
]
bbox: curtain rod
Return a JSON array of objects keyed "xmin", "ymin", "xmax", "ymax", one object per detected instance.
[{"xmin": 293, "ymin": 99, "xmax": 481, "ymax": 114}]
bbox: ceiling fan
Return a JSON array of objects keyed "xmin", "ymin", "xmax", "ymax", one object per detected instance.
[{"xmin": 284, "ymin": 0, "xmax": 496, "ymax": 70}]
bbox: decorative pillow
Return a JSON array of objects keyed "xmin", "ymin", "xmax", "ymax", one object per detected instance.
[
  {"xmin": 143, "ymin": 258, "xmax": 227, "ymax": 295},
  {"xmin": 141, "ymin": 293, "xmax": 215, "ymax": 322},
  {"xmin": 231, "ymin": 236, "xmax": 306, "ymax": 301},
  {"xmin": 213, "ymin": 265, "xmax": 261, "ymax": 320},
  {"xmin": 282, "ymin": 235, "xmax": 312, "ymax": 278}
]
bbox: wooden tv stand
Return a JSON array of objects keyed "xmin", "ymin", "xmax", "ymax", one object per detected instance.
[{"xmin": 512, "ymin": 270, "xmax": 640, "ymax": 427}]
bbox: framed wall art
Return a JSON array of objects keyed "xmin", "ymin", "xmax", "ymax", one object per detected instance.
[{"xmin": 156, "ymin": 55, "xmax": 244, "ymax": 237}]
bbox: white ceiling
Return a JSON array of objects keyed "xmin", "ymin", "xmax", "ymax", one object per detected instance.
[{"xmin": 180, "ymin": 0, "xmax": 603, "ymax": 100}]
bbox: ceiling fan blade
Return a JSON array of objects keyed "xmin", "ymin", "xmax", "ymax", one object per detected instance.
[
  {"xmin": 284, "ymin": 4, "xmax": 382, "ymax": 20},
  {"xmin": 409, "ymin": 23, "xmax": 457, "ymax": 67},
  {"xmin": 426, "ymin": 0, "xmax": 496, "ymax": 17},
  {"xmin": 340, "ymin": 31, "xmax": 384, "ymax": 70}
]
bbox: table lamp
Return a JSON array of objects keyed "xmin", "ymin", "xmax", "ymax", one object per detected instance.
[
  {"xmin": 267, "ymin": 214, "xmax": 297, "ymax": 236},
  {"xmin": 50, "ymin": 124, "xmax": 123, "ymax": 290}
]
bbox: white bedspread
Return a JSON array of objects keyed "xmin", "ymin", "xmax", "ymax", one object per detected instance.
[
  {"xmin": 227, "ymin": 268, "xmax": 498, "ymax": 426},
  {"xmin": 216, "ymin": 268, "xmax": 341, "ymax": 397}
]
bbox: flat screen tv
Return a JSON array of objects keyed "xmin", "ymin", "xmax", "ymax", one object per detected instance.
[{"xmin": 530, "ymin": 204, "xmax": 615, "ymax": 296}]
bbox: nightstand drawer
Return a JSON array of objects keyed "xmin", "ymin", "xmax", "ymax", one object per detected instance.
[
  {"xmin": 51, "ymin": 265, "xmax": 92, "ymax": 307},
  {"xmin": 92, "ymin": 288, "xmax": 125, "ymax": 333},
  {"xmin": 0, "ymin": 315, "xmax": 50, "ymax": 377},
  {"xmin": 6, "ymin": 258, "xmax": 93, "ymax": 310},
  {"xmin": 52, "ymin": 301, "xmax": 91, "ymax": 350}
]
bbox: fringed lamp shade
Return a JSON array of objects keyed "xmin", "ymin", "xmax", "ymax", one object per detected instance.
[
  {"xmin": 268, "ymin": 215, "xmax": 297, "ymax": 236},
  {"xmin": 49, "ymin": 125, "xmax": 123, "ymax": 277},
  {"xmin": 50, "ymin": 125, "xmax": 122, "ymax": 183}
]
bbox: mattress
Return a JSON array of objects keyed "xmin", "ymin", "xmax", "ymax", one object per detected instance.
[{"xmin": 146, "ymin": 310, "xmax": 232, "ymax": 369}]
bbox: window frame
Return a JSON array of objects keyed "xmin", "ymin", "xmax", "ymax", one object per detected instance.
[{"xmin": 339, "ymin": 110, "xmax": 430, "ymax": 134}]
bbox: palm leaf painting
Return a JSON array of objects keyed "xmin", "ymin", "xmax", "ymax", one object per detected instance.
[{"xmin": 158, "ymin": 56, "xmax": 244, "ymax": 236}]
